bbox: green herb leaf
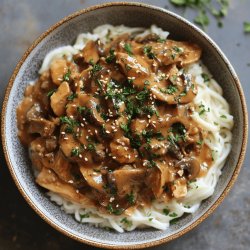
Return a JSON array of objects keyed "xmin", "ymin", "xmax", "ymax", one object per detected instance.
[
  {"xmin": 120, "ymin": 218, "xmax": 133, "ymax": 227},
  {"xmin": 163, "ymin": 208, "xmax": 170, "ymax": 216},
  {"xmin": 71, "ymin": 147, "xmax": 80, "ymax": 157},
  {"xmin": 126, "ymin": 192, "xmax": 135, "ymax": 205},
  {"xmin": 63, "ymin": 69, "xmax": 71, "ymax": 82},
  {"xmin": 124, "ymin": 43, "xmax": 133, "ymax": 56},
  {"xmin": 67, "ymin": 93, "xmax": 77, "ymax": 101},
  {"xmin": 244, "ymin": 22, "xmax": 250, "ymax": 33},
  {"xmin": 143, "ymin": 46, "xmax": 156, "ymax": 59},
  {"xmin": 47, "ymin": 89, "xmax": 56, "ymax": 97},
  {"xmin": 106, "ymin": 49, "xmax": 116, "ymax": 63}
]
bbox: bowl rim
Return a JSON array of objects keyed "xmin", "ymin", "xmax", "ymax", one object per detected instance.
[{"xmin": 1, "ymin": 1, "xmax": 248, "ymax": 249}]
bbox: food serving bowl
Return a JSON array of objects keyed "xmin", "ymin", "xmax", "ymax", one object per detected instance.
[{"xmin": 1, "ymin": 2, "xmax": 248, "ymax": 249}]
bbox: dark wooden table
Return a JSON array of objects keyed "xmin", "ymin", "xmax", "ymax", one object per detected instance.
[{"xmin": 0, "ymin": 0, "xmax": 249, "ymax": 249}]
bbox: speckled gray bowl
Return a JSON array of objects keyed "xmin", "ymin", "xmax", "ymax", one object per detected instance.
[{"xmin": 1, "ymin": 2, "xmax": 248, "ymax": 249}]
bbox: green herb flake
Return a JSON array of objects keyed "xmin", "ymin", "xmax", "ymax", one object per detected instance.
[
  {"xmin": 143, "ymin": 46, "xmax": 156, "ymax": 59},
  {"xmin": 244, "ymin": 22, "xmax": 250, "ymax": 33},
  {"xmin": 67, "ymin": 93, "xmax": 77, "ymax": 101},
  {"xmin": 124, "ymin": 43, "xmax": 133, "ymax": 56},
  {"xmin": 126, "ymin": 192, "xmax": 135, "ymax": 205},
  {"xmin": 169, "ymin": 212, "xmax": 178, "ymax": 218},
  {"xmin": 194, "ymin": 10, "xmax": 210, "ymax": 29},
  {"xmin": 170, "ymin": 218, "xmax": 179, "ymax": 225},
  {"xmin": 120, "ymin": 218, "xmax": 133, "ymax": 227},
  {"xmin": 87, "ymin": 143, "xmax": 96, "ymax": 152},
  {"xmin": 201, "ymin": 73, "xmax": 210, "ymax": 82},
  {"xmin": 157, "ymin": 38, "xmax": 166, "ymax": 43},
  {"xmin": 163, "ymin": 208, "xmax": 170, "ymax": 216},
  {"xmin": 160, "ymin": 84, "xmax": 178, "ymax": 95},
  {"xmin": 120, "ymin": 123, "xmax": 130, "ymax": 134},
  {"xmin": 198, "ymin": 104, "xmax": 210, "ymax": 116},
  {"xmin": 71, "ymin": 147, "xmax": 80, "ymax": 157},
  {"xmin": 106, "ymin": 48, "xmax": 116, "ymax": 63},
  {"xmin": 89, "ymin": 60, "xmax": 102, "ymax": 75},
  {"xmin": 196, "ymin": 139, "xmax": 203, "ymax": 145},
  {"xmin": 47, "ymin": 89, "xmax": 56, "ymax": 97},
  {"xmin": 63, "ymin": 69, "xmax": 71, "ymax": 82},
  {"xmin": 170, "ymin": 0, "xmax": 230, "ymax": 30},
  {"xmin": 80, "ymin": 213, "xmax": 90, "ymax": 221},
  {"xmin": 220, "ymin": 114, "xmax": 227, "ymax": 118}
]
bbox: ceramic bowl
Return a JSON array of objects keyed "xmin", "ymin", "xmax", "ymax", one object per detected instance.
[{"xmin": 1, "ymin": 2, "xmax": 248, "ymax": 249}]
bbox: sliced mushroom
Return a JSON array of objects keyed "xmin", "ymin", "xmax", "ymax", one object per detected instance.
[
  {"xmin": 116, "ymin": 52, "xmax": 154, "ymax": 89},
  {"xmin": 29, "ymin": 137, "xmax": 55, "ymax": 171},
  {"xmin": 81, "ymin": 40, "xmax": 100, "ymax": 64},
  {"xmin": 147, "ymin": 40, "xmax": 202, "ymax": 66},
  {"xmin": 130, "ymin": 118, "xmax": 148, "ymax": 133},
  {"xmin": 78, "ymin": 93, "xmax": 104, "ymax": 125},
  {"xmin": 113, "ymin": 166, "xmax": 145, "ymax": 196},
  {"xmin": 50, "ymin": 58, "xmax": 68, "ymax": 85},
  {"xmin": 149, "ymin": 138, "xmax": 169, "ymax": 156},
  {"xmin": 176, "ymin": 157, "xmax": 200, "ymax": 180},
  {"xmin": 36, "ymin": 168, "xmax": 94, "ymax": 206},
  {"xmin": 50, "ymin": 150, "xmax": 73, "ymax": 183},
  {"xmin": 145, "ymin": 161, "xmax": 168, "ymax": 198},
  {"xmin": 50, "ymin": 81, "xmax": 71, "ymax": 116},
  {"xmin": 27, "ymin": 117, "xmax": 55, "ymax": 137},
  {"xmin": 171, "ymin": 178, "xmax": 187, "ymax": 199},
  {"xmin": 80, "ymin": 166, "xmax": 105, "ymax": 193},
  {"xmin": 110, "ymin": 136, "xmax": 138, "ymax": 164},
  {"xmin": 16, "ymin": 97, "xmax": 34, "ymax": 130}
]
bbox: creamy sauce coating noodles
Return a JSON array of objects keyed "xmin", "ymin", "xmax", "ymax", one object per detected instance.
[{"xmin": 16, "ymin": 25, "xmax": 233, "ymax": 232}]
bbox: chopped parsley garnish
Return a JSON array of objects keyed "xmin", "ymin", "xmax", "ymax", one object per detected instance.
[
  {"xmin": 169, "ymin": 0, "xmax": 230, "ymax": 29},
  {"xmin": 172, "ymin": 46, "xmax": 183, "ymax": 53},
  {"xmin": 169, "ymin": 212, "xmax": 178, "ymax": 217},
  {"xmin": 170, "ymin": 218, "xmax": 179, "ymax": 225},
  {"xmin": 79, "ymin": 213, "xmax": 90, "ymax": 221},
  {"xmin": 196, "ymin": 139, "xmax": 203, "ymax": 145},
  {"xmin": 120, "ymin": 218, "xmax": 133, "ymax": 227},
  {"xmin": 163, "ymin": 208, "xmax": 170, "ymax": 216},
  {"xmin": 124, "ymin": 43, "xmax": 133, "ymax": 56},
  {"xmin": 126, "ymin": 192, "xmax": 135, "ymax": 205},
  {"xmin": 120, "ymin": 123, "xmax": 130, "ymax": 134},
  {"xmin": 105, "ymin": 49, "xmax": 116, "ymax": 63},
  {"xmin": 160, "ymin": 84, "xmax": 178, "ymax": 95},
  {"xmin": 143, "ymin": 46, "xmax": 156, "ymax": 59},
  {"xmin": 198, "ymin": 104, "xmax": 210, "ymax": 116},
  {"xmin": 60, "ymin": 116, "xmax": 79, "ymax": 133},
  {"xmin": 107, "ymin": 204, "xmax": 124, "ymax": 215},
  {"xmin": 67, "ymin": 93, "xmax": 77, "ymax": 101},
  {"xmin": 47, "ymin": 89, "xmax": 56, "ymax": 97},
  {"xmin": 201, "ymin": 73, "xmax": 210, "ymax": 82},
  {"xmin": 63, "ymin": 69, "xmax": 71, "ymax": 82},
  {"xmin": 146, "ymin": 159, "xmax": 157, "ymax": 168},
  {"xmin": 244, "ymin": 22, "xmax": 250, "ymax": 33},
  {"xmin": 89, "ymin": 60, "xmax": 102, "ymax": 76},
  {"xmin": 136, "ymin": 88, "xmax": 150, "ymax": 101},
  {"xmin": 87, "ymin": 143, "xmax": 96, "ymax": 151},
  {"xmin": 71, "ymin": 147, "xmax": 80, "ymax": 157},
  {"xmin": 157, "ymin": 38, "xmax": 166, "ymax": 43},
  {"xmin": 220, "ymin": 114, "xmax": 227, "ymax": 118}
]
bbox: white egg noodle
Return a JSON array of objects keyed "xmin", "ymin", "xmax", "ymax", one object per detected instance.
[{"xmin": 40, "ymin": 25, "xmax": 234, "ymax": 233}]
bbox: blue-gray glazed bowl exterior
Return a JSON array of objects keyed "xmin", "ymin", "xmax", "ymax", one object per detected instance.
[{"xmin": 1, "ymin": 2, "xmax": 248, "ymax": 249}]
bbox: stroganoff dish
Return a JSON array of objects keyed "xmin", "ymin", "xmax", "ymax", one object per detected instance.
[{"xmin": 17, "ymin": 25, "xmax": 233, "ymax": 232}]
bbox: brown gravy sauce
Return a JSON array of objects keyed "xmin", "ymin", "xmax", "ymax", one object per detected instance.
[{"xmin": 17, "ymin": 32, "xmax": 212, "ymax": 215}]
